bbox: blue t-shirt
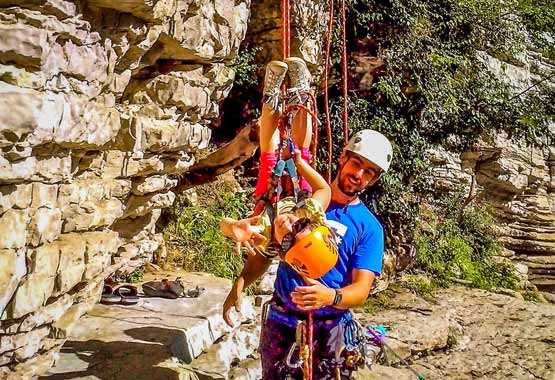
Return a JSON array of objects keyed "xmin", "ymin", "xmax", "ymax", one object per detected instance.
[{"xmin": 273, "ymin": 201, "xmax": 384, "ymax": 318}]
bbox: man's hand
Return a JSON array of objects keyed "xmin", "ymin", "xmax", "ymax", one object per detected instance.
[
  {"xmin": 222, "ymin": 278, "xmax": 244, "ymax": 327},
  {"xmin": 290, "ymin": 277, "xmax": 335, "ymax": 311}
]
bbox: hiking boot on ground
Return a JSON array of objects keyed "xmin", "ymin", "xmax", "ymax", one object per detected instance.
[
  {"xmin": 284, "ymin": 57, "xmax": 312, "ymax": 105},
  {"xmin": 263, "ymin": 60, "xmax": 288, "ymax": 113}
]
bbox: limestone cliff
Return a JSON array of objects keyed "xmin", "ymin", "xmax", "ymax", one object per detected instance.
[
  {"xmin": 1, "ymin": 0, "xmax": 553, "ymax": 378},
  {"xmin": 429, "ymin": 53, "xmax": 555, "ymax": 295},
  {"xmin": 0, "ymin": 0, "xmax": 250, "ymax": 378}
]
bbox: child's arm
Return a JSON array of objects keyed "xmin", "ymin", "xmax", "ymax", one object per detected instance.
[{"xmin": 293, "ymin": 150, "xmax": 331, "ymax": 210}]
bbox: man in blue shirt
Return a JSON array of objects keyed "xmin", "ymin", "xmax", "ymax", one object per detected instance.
[{"xmin": 223, "ymin": 129, "xmax": 393, "ymax": 379}]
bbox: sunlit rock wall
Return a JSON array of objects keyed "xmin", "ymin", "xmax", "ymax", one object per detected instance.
[
  {"xmin": 0, "ymin": 0, "xmax": 250, "ymax": 378},
  {"xmin": 244, "ymin": 0, "xmax": 330, "ymax": 82},
  {"xmin": 430, "ymin": 52, "xmax": 555, "ymax": 294}
]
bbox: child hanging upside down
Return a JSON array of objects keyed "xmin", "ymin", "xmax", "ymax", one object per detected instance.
[{"xmin": 220, "ymin": 58, "xmax": 338, "ymax": 279}]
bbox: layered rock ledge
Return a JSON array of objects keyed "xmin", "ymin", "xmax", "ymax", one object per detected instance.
[{"xmin": 0, "ymin": 0, "xmax": 250, "ymax": 377}]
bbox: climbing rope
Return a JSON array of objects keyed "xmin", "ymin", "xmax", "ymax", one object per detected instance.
[
  {"xmin": 320, "ymin": 0, "xmax": 350, "ymax": 181},
  {"xmin": 281, "ymin": 0, "xmax": 290, "ymax": 59},
  {"xmin": 340, "ymin": 0, "xmax": 349, "ymax": 144},
  {"xmin": 269, "ymin": 2, "xmax": 353, "ymax": 378},
  {"xmin": 322, "ymin": 0, "xmax": 334, "ymax": 182}
]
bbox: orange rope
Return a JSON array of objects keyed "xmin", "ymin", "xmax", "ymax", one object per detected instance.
[
  {"xmin": 284, "ymin": 102, "xmax": 318, "ymax": 123},
  {"xmin": 322, "ymin": 0, "xmax": 335, "ymax": 183}
]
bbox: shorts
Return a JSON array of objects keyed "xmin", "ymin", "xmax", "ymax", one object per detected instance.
[{"xmin": 254, "ymin": 149, "xmax": 313, "ymax": 197}]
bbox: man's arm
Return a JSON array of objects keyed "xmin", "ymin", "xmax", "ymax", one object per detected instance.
[
  {"xmin": 290, "ymin": 269, "xmax": 375, "ymax": 311},
  {"xmin": 330, "ymin": 269, "xmax": 375, "ymax": 309},
  {"xmin": 223, "ymin": 253, "xmax": 272, "ymax": 326}
]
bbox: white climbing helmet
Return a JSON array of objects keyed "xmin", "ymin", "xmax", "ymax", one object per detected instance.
[{"xmin": 344, "ymin": 130, "xmax": 393, "ymax": 173}]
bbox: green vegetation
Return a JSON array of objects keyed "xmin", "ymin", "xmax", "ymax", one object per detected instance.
[
  {"xmin": 522, "ymin": 290, "xmax": 543, "ymax": 303},
  {"xmin": 446, "ymin": 327, "xmax": 459, "ymax": 349},
  {"xmin": 397, "ymin": 274, "xmax": 437, "ymax": 297},
  {"xmin": 231, "ymin": 46, "xmax": 262, "ymax": 86},
  {"xmin": 414, "ymin": 191, "xmax": 519, "ymax": 290},
  {"xmin": 160, "ymin": 180, "xmax": 251, "ymax": 280},
  {"xmin": 119, "ymin": 267, "xmax": 145, "ymax": 283},
  {"xmin": 519, "ymin": 0, "xmax": 555, "ymax": 59},
  {"xmin": 362, "ymin": 286, "xmax": 398, "ymax": 313}
]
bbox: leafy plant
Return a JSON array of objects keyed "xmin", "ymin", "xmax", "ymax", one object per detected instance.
[
  {"xmin": 231, "ymin": 46, "xmax": 262, "ymax": 86},
  {"xmin": 361, "ymin": 287, "xmax": 398, "ymax": 313},
  {"xmin": 160, "ymin": 180, "xmax": 251, "ymax": 280},
  {"xmin": 116, "ymin": 266, "xmax": 145, "ymax": 284},
  {"xmin": 518, "ymin": 0, "xmax": 555, "ymax": 59},
  {"xmin": 414, "ymin": 192, "xmax": 519, "ymax": 290},
  {"xmin": 398, "ymin": 273, "xmax": 437, "ymax": 297},
  {"xmin": 522, "ymin": 290, "xmax": 543, "ymax": 303}
]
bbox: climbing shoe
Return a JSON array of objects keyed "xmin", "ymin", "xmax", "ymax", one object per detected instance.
[
  {"xmin": 263, "ymin": 60, "xmax": 288, "ymax": 113},
  {"xmin": 284, "ymin": 57, "xmax": 312, "ymax": 105},
  {"xmin": 142, "ymin": 278, "xmax": 185, "ymax": 299}
]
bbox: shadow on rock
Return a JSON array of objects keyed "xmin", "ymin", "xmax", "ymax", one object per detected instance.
[{"xmin": 40, "ymin": 327, "xmax": 184, "ymax": 380}]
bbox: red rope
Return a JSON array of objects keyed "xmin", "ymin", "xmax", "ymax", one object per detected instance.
[
  {"xmin": 282, "ymin": 0, "xmax": 290, "ymax": 58},
  {"xmin": 310, "ymin": 100, "xmax": 318, "ymax": 169},
  {"xmin": 322, "ymin": 0, "xmax": 334, "ymax": 183},
  {"xmin": 284, "ymin": 102, "xmax": 318, "ymax": 123},
  {"xmin": 307, "ymin": 311, "xmax": 314, "ymax": 380},
  {"xmin": 341, "ymin": 0, "xmax": 349, "ymax": 143}
]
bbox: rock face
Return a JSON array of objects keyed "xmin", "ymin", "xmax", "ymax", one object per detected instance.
[
  {"xmin": 42, "ymin": 283, "xmax": 555, "ymax": 380},
  {"xmin": 359, "ymin": 287, "xmax": 555, "ymax": 380},
  {"xmin": 40, "ymin": 271, "xmax": 259, "ymax": 380},
  {"xmin": 430, "ymin": 53, "xmax": 555, "ymax": 294},
  {"xmin": 244, "ymin": 0, "xmax": 330, "ymax": 82},
  {"xmin": 0, "ymin": 0, "xmax": 250, "ymax": 378}
]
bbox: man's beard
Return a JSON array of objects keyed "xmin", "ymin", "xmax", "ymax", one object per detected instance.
[{"xmin": 337, "ymin": 167, "xmax": 362, "ymax": 197}]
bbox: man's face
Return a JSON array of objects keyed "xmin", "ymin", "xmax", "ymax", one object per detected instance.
[{"xmin": 337, "ymin": 152, "xmax": 381, "ymax": 196}]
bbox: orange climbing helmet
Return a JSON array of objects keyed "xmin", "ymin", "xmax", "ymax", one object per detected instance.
[{"xmin": 283, "ymin": 224, "xmax": 339, "ymax": 279}]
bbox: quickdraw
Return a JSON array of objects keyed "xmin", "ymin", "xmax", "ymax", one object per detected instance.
[
  {"xmin": 283, "ymin": 315, "xmax": 314, "ymax": 380},
  {"xmin": 327, "ymin": 317, "xmax": 426, "ymax": 380}
]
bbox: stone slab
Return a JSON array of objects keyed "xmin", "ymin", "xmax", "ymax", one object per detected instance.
[
  {"xmin": 40, "ymin": 271, "xmax": 255, "ymax": 380},
  {"xmin": 190, "ymin": 322, "xmax": 260, "ymax": 380}
]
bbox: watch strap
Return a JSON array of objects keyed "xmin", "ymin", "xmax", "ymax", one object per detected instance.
[{"xmin": 332, "ymin": 289, "xmax": 342, "ymax": 306}]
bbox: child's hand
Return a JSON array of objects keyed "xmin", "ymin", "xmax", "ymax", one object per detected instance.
[{"xmin": 221, "ymin": 216, "xmax": 267, "ymax": 256}]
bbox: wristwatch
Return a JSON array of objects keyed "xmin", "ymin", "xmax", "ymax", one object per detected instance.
[{"xmin": 332, "ymin": 289, "xmax": 342, "ymax": 307}]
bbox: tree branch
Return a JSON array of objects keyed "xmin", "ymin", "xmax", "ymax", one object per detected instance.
[{"xmin": 172, "ymin": 121, "xmax": 259, "ymax": 194}]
